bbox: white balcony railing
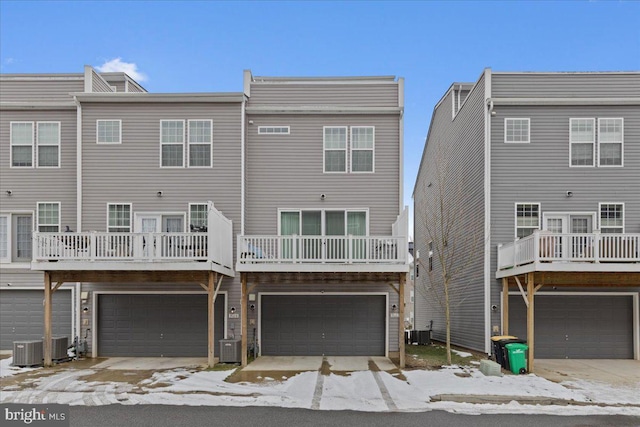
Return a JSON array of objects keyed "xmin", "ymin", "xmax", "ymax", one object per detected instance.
[
  {"xmin": 237, "ymin": 235, "xmax": 407, "ymax": 265},
  {"xmin": 32, "ymin": 203, "xmax": 234, "ymax": 270},
  {"xmin": 497, "ymin": 231, "xmax": 640, "ymax": 271}
]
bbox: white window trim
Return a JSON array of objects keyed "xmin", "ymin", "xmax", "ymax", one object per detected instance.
[
  {"xmin": 277, "ymin": 208, "xmax": 370, "ymax": 236},
  {"xmin": 514, "ymin": 202, "xmax": 541, "ymax": 239},
  {"xmin": 323, "ymin": 126, "xmax": 348, "ymax": 174},
  {"xmin": 0, "ymin": 210, "xmax": 34, "ymax": 264},
  {"xmin": 504, "ymin": 118, "xmax": 530, "ymax": 144},
  {"xmin": 159, "ymin": 119, "xmax": 186, "ymax": 168},
  {"xmin": 10, "ymin": 121, "xmax": 35, "ymax": 168},
  {"xmin": 0, "ymin": 213, "xmax": 10, "ymax": 263},
  {"xmin": 569, "ymin": 118, "xmax": 596, "ymax": 168},
  {"xmin": 107, "ymin": 203, "xmax": 132, "ymax": 233},
  {"xmin": 597, "ymin": 118, "xmax": 624, "ymax": 168},
  {"xmin": 36, "ymin": 202, "xmax": 61, "ymax": 232},
  {"xmin": 598, "ymin": 202, "xmax": 625, "ymax": 233},
  {"xmin": 258, "ymin": 126, "xmax": 290, "ymax": 135},
  {"xmin": 542, "ymin": 211, "xmax": 597, "ymax": 233},
  {"xmin": 36, "ymin": 121, "xmax": 61, "ymax": 168},
  {"xmin": 350, "ymin": 126, "xmax": 375, "ymax": 174},
  {"xmin": 96, "ymin": 119, "xmax": 122, "ymax": 144},
  {"xmin": 134, "ymin": 212, "xmax": 187, "ymax": 232},
  {"xmin": 188, "ymin": 203, "xmax": 209, "ymax": 230},
  {"xmin": 187, "ymin": 119, "xmax": 213, "ymax": 168}
]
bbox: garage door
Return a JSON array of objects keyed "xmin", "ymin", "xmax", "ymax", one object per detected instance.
[
  {"xmin": 98, "ymin": 294, "xmax": 225, "ymax": 357},
  {"xmin": 261, "ymin": 295, "xmax": 385, "ymax": 356},
  {"xmin": 0, "ymin": 289, "xmax": 73, "ymax": 350},
  {"xmin": 509, "ymin": 294, "xmax": 634, "ymax": 359}
]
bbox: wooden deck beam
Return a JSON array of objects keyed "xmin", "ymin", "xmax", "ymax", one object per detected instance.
[
  {"xmin": 398, "ymin": 273, "xmax": 405, "ymax": 369},
  {"xmin": 502, "ymin": 278, "xmax": 509, "ymax": 336},
  {"xmin": 241, "ymin": 273, "xmax": 248, "ymax": 367}
]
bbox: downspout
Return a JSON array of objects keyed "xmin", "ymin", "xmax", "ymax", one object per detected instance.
[
  {"xmin": 483, "ymin": 69, "xmax": 493, "ymax": 354},
  {"xmin": 73, "ymin": 95, "xmax": 83, "ymax": 344},
  {"xmin": 241, "ymin": 97, "xmax": 246, "ymax": 236},
  {"xmin": 398, "ymin": 77, "xmax": 405, "ymax": 216}
]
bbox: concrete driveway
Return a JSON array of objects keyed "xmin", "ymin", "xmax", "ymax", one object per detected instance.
[
  {"xmin": 535, "ymin": 359, "xmax": 640, "ymax": 386},
  {"xmin": 243, "ymin": 356, "xmax": 397, "ymax": 372}
]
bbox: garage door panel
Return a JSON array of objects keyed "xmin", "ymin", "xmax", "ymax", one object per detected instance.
[
  {"xmin": 0, "ymin": 290, "xmax": 72, "ymax": 350},
  {"xmin": 98, "ymin": 294, "xmax": 224, "ymax": 357},
  {"xmin": 262, "ymin": 295, "xmax": 385, "ymax": 356},
  {"xmin": 509, "ymin": 294, "xmax": 633, "ymax": 359}
]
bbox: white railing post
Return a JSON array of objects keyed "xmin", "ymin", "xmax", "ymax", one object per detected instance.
[
  {"xmin": 593, "ymin": 230, "xmax": 600, "ymax": 263},
  {"xmin": 347, "ymin": 234, "xmax": 353, "ymax": 264},
  {"xmin": 533, "ymin": 232, "xmax": 540, "ymax": 263}
]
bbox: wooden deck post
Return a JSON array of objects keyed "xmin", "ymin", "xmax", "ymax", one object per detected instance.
[
  {"xmin": 43, "ymin": 272, "xmax": 52, "ymax": 367},
  {"xmin": 207, "ymin": 271, "xmax": 215, "ymax": 368},
  {"xmin": 241, "ymin": 273, "xmax": 248, "ymax": 367},
  {"xmin": 502, "ymin": 278, "xmax": 509, "ymax": 336},
  {"xmin": 526, "ymin": 272, "xmax": 535, "ymax": 373},
  {"xmin": 398, "ymin": 273, "xmax": 406, "ymax": 369}
]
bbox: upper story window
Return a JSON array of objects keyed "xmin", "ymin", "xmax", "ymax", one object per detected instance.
[
  {"xmin": 323, "ymin": 127, "xmax": 347, "ymax": 173},
  {"xmin": 599, "ymin": 203, "xmax": 624, "ymax": 233},
  {"xmin": 97, "ymin": 120, "xmax": 122, "ymax": 144},
  {"xmin": 37, "ymin": 122, "xmax": 60, "ymax": 167},
  {"xmin": 189, "ymin": 203, "xmax": 208, "ymax": 231},
  {"xmin": 598, "ymin": 118, "xmax": 623, "ymax": 167},
  {"xmin": 570, "ymin": 118, "xmax": 624, "ymax": 167},
  {"xmin": 0, "ymin": 213, "xmax": 33, "ymax": 263},
  {"xmin": 504, "ymin": 118, "xmax": 530, "ymax": 143},
  {"xmin": 515, "ymin": 203, "xmax": 540, "ymax": 239},
  {"xmin": 37, "ymin": 202, "xmax": 60, "ymax": 232},
  {"xmin": 428, "ymin": 241, "xmax": 433, "ymax": 271},
  {"xmin": 11, "ymin": 122, "xmax": 34, "ymax": 167},
  {"xmin": 351, "ymin": 127, "xmax": 375, "ymax": 172},
  {"xmin": 188, "ymin": 120, "xmax": 212, "ymax": 167},
  {"xmin": 279, "ymin": 209, "xmax": 368, "ymax": 236},
  {"xmin": 107, "ymin": 203, "xmax": 131, "ymax": 232},
  {"xmin": 258, "ymin": 126, "xmax": 290, "ymax": 135},
  {"xmin": 160, "ymin": 120, "xmax": 185, "ymax": 167}
]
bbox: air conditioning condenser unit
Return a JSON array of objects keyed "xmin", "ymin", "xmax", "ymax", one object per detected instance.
[{"xmin": 12, "ymin": 340, "xmax": 43, "ymax": 367}]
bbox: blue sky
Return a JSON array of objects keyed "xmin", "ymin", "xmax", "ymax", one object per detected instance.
[{"xmin": 2, "ymin": 1, "xmax": 639, "ymax": 236}]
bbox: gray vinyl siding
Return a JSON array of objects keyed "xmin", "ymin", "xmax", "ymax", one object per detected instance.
[
  {"xmin": 492, "ymin": 73, "xmax": 640, "ymax": 98},
  {"xmin": 249, "ymin": 82, "xmax": 399, "ymax": 107},
  {"xmin": 91, "ymin": 70, "xmax": 114, "ymax": 93},
  {"xmin": 489, "ymin": 102, "xmax": 640, "ymax": 328},
  {"xmin": 102, "ymin": 79, "xmax": 126, "ymax": 93},
  {"xmin": 413, "ymin": 74, "xmax": 486, "ymax": 352},
  {"xmin": 0, "ymin": 271, "xmax": 47, "ymax": 288},
  {"xmin": 0, "ymin": 79, "xmax": 83, "ymax": 102},
  {"xmin": 0, "ymin": 108, "xmax": 78, "ymax": 229},
  {"xmin": 245, "ymin": 114, "xmax": 400, "ymax": 236},
  {"xmin": 126, "ymin": 82, "xmax": 146, "ymax": 93},
  {"xmin": 79, "ymin": 100, "xmax": 243, "ymax": 354}
]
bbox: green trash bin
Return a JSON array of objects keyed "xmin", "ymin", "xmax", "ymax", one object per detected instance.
[{"xmin": 504, "ymin": 342, "xmax": 528, "ymax": 374}]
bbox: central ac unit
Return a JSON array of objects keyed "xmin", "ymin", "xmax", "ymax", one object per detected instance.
[
  {"xmin": 12, "ymin": 340, "xmax": 43, "ymax": 367},
  {"xmin": 219, "ymin": 339, "xmax": 242, "ymax": 363},
  {"xmin": 51, "ymin": 336, "xmax": 69, "ymax": 361}
]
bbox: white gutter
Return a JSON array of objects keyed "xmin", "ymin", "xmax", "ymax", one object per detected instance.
[
  {"xmin": 74, "ymin": 94, "xmax": 83, "ymax": 347},
  {"xmin": 241, "ymin": 98, "xmax": 246, "ymax": 235},
  {"xmin": 398, "ymin": 77, "xmax": 404, "ymax": 216},
  {"xmin": 483, "ymin": 69, "xmax": 492, "ymax": 355},
  {"xmin": 489, "ymin": 97, "xmax": 640, "ymax": 106}
]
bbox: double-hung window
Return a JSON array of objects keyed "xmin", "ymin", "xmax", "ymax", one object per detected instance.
[
  {"xmin": 107, "ymin": 203, "xmax": 132, "ymax": 232},
  {"xmin": 504, "ymin": 118, "xmax": 530, "ymax": 143},
  {"xmin": 598, "ymin": 118, "xmax": 623, "ymax": 166},
  {"xmin": 189, "ymin": 203, "xmax": 208, "ymax": 231},
  {"xmin": 160, "ymin": 120, "xmax": 185, "ymax": 167},
  {"xmin": 515, "ymin": 203, "xmax": 540, "ymax": 239},
  {"xmin": 188, "ymin": 120, "xmax": 212, "ymax": 167},
  {"xmin": 599, "ymin": 203, "xmax": 624, "ymax": 233},
  {"xmin": 351, "ymin": 126, "xmax": 375, "ymax": 172},
  {"xmin": 37, "ymin": 122, "xmax": 60, "ymax": 167},
  {"xmin": 570, "ymin": 118, "xmax": 595, "ymax": 166},
  {"xmin": 97, "ymin": 120, "xmax": 122, "ymax": 144},
  {"xmin": 11, "ymin": 122, "xmax": 34, "ymax": 167},
  {"xmin": 323, "ymin": 127, "xmax": 347, "ymax": 172},
  {"xmin": 37, "ymin": 202, "xmax": 60, "ymax": 232}
]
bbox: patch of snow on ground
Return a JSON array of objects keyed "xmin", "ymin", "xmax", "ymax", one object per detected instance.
[
  {"xmin": 451, "ymin": 350, "xmax": 473, "ymax": 358},
  {"xmin": 0, "ymin": 357, "xmax": 40, "ymax": 378},
  {"xmin": 321, "ymin": 372, "xmax": 386, "ymax": 411}
]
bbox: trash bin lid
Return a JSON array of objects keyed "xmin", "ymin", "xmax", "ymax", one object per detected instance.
[
  {"xmin": 504, "ymin": 343, "xmax": 528, "ymax": 350},
  {"xmin": 491, "ymin": 335, "xmax": 517, "ymax": 341}
]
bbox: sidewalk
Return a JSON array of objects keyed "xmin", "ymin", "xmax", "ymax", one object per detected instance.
[{"xmin": 1, "ymin": 356, "xmax": 639, "ymax": 416}]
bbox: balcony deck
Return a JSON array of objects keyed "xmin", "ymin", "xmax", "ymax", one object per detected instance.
[
  {"xmin": 236, "ymin": 235, "xmax": 409, "ymax": 273},
  {"xmin": 497, "ymin": 231, "xmax": 640, "ymax": 278}
]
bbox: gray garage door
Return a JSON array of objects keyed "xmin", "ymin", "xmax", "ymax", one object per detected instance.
[
  {"xmin": 261, "ymin": 295, "xmax": 385, "ymax": 356},
  {"xmin": 509, "ymin": 294, "xmax": 634, "ymax": 359},
  {"xmin": 98, "ymin": 294, "xmax": 225, "ymax": 357},
  {"xmin": 0, "ymin": 289, "xmax": 73, "ymax": 350}
]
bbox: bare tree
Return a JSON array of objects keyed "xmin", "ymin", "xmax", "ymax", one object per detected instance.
[{"xmin": 415, "ymin": 145, "xmax": 480, "ymax": 365}]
